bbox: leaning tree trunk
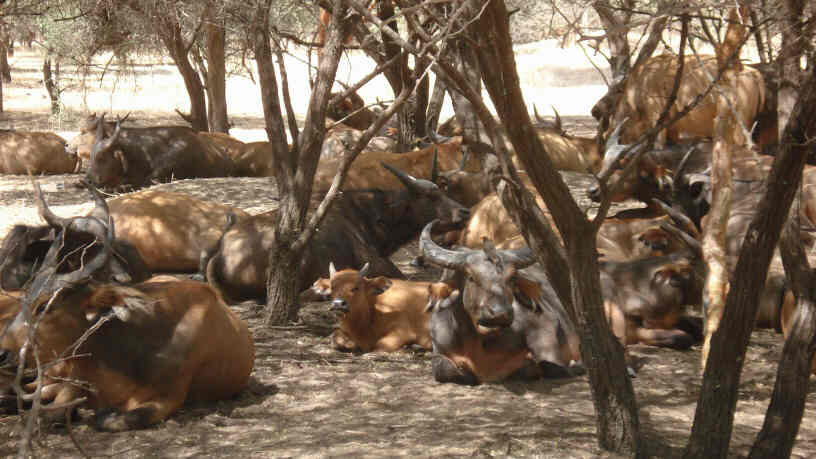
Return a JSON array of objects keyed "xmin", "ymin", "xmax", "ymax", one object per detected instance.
[
  {"xmin": 159, "ymin": 19, "xmax": 208, "ymax": 132},
  {"xmin": 683, "ymin": 61, "xmax": 816, "ymax": 459},
  {"xmin": 204, "ymin": 3, "xmax": 229, "ymax": 133}
]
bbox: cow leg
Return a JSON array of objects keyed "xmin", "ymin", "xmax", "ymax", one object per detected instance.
[
  {"xmin": 674, "ymin": 315, "xmax": 704, "ymax": 342},
  {"xmin": 634, "ymin": 327, "xmax": 695, "ymax": 350},
  {"xmin": 432, "ymin": 355, "xmax": 479, "ymax": 386},
  {"xmin": 95, "ymin": 391, "xmax": 187, "ymax": 432},
  {"xmin": 330, "ymin": 330, "xmax": 360, "ymax": 352}
]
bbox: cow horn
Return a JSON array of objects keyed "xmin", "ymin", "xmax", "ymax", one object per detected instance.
[
  {"xmin": 498, "ymin": 246, "xmax": 536, "ymax": 269},
  {"xmin": 329, "ymin": 262, "xmax": 337, "ymax": 278},
  {"xmin": 34, "ymin": 180, "xmax": 71, "ymax": 229},
  {"xmin": 659, "ymin": 222, "xmax": 702, "ymax": 259},
  {"xmin": 604, "ymin": 117, "xmax": 628, "ymax": 152},
  {"xmin": 651, "ymin": 199, "xmax": 701, "ymax": 239},
  {"xmin": 54, "ymin": 215, "xmax": 114, "ymax": 287},
  {"xmin": 533, "ymin": 105, "xmax": 544, "ymax": 124},
  {"xmin": 672, "ymin": 143, "xmax": 697, "ymax": 192},
  {"xmin": 79, "ymin": 179, "xmax": 111, "ymax": 221},
  {"xmin": 419, "ymin": 220, "xmax": 471, "ymax": 271},
  {"xmin": 381, "ymin": 161, "xmax": 438, "ymax": 194},
  {"xmin": 551, "ymin": 106, "xmax": 562, "ymax": 132},
  {"xmin": 431, "ymin": 146, "xmax": 439, "ymax": 184},
  {"xmin": 359, "ymin": 262, "xmax": 370, "ymax": 277}
]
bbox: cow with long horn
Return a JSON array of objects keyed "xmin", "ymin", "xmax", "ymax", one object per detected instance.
[
  {"xmin": 0, "ymin": 215, "xmax": 254, "ymax": 431},
  {"xmin": 420, "ymin": 220, "xmax": 582, "ymax": 377},
  {"xmin": 204, "ymin": 163, "xmax": 470, "ymax": 302}
]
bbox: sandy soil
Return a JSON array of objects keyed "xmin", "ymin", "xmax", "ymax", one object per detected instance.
[{"xmin": 0, "ymin": 44, "xmax": 813, "ymax": 459}]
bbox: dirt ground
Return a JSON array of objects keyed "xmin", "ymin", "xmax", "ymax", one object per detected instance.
[{"xmin": 0, "ymin": 45, "xmax": 815, "ymax": 458}]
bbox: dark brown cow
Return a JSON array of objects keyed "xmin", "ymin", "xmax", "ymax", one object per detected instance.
[
  {"xmin": 205, "ymin": 164, "xmax": 470, "ymax": 301},
  {"xmin": 77, "ymin": 115, "xmax": 235, "ymax": 189},
  {"xmin": 0, "ymin": 181, "xmax": 150, "ymax": 290},
  {"xmin": 425, "ymin": 283, "xmax": 534, "ymax": 385},
  {"xmin": 0, "ymin": 223, "xmax": 254, "ymax": 431},
  {"xmin": 85, "ymin": 190, "xmax": 251, "ymax": 273},
  {"xmin": 421, "ymin": 222, "xmax": 582, "ymax": 376},
  {"xmin": 319, "ymin": 263, "xmax": 432, "ymax": 353},
  {"xmin": 326, "ymin": 91, "xmax": 377, "ymax": 131},
  {"xmin": 0, "ymin": 130, "xmax": 79, "ymax": 175}
]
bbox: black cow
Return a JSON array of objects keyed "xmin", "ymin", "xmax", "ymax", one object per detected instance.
[{"xmin": 203, "ymin": 164, "xmax": 470, "ymax": 302}]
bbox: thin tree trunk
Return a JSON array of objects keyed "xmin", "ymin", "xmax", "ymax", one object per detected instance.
[
  {"xmin": 426, "ymin": 76, "xmax": 447, "ymax": 134},
  {"xmin": 42, "ymin": 57, "xmax": 60, "ymax": 115},
  {"xmin": 450, "ymin": 40, "xmax": 484, "ymax": 146},
  {"xmin": 469, "ymin": 1, "xmax": 641, "ymax": 455},
  {"xmin": 683, "ymin": 63, "xmax": 816, "ymax": 459},
  {"xmin": 160, "ymin": 20, "xmax": 208, "ymax": 132},
  {"xmin": 204, "ymin": 3, "xmax": 229, "ymax": 133}
]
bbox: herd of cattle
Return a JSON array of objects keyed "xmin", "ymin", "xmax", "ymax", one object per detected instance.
[{"xmin": 0, "ymin": 46, "xmax": 809, "ymax": 433}]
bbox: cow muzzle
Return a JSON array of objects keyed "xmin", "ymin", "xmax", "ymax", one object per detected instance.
[
  {"xmin": 588, "ymin": 184, "xmax": 601, "ymax": 202},
  {"xmin": 330, "ymin": 298, "xmax": 349, "ymax": 313},
  {"xmin": 477, "ymin": 304, "xmax": 514, "ymax": 328}
]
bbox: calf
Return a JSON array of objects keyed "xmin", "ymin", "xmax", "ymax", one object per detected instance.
[
  {"xmin": 426, "ymin": 283, "xmax": 533, "ymax": 385},
  {"xmin": 0, "ymin": 223, "xmax": 254, "ymax": 431},
  {"xmin": 322, "ymin": 263, "xmax": 432, "ymax": 353}
]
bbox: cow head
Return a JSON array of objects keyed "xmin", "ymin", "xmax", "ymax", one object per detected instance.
[
  {"xmin": 86, "ymin": 115, "xmax": 128, "ymax": 189},
  {"xmin": 434, "ymin": 148, "xmax": 495, "ymax": 208},
  {"xmin": 381, "ymin": 162, "xmax": 471, "ymax": 233},
  {"xmin": 420, "ymin": 221, "xmax": 536, "ymax": 328},
  {"xmin": 326, "ymin": 262, "xmax": 392, "ymax": 315}
]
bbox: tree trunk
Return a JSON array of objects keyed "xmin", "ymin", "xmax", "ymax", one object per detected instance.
[
  {"xmin": 426, "ymin": 76, "xmax": 447, "ymax": 134},
  {"xmin": 748, "ymin": 70, "xmax": 816, "ymax": 459},
  {"xmin": 42, "ymin": 57, "xmax": 60, "ymax": 115},
  {"xmin": 159, "ymin": 19, "xmax": 208, "ymax": 132},
  {"xmin": 683, "ymin": 62, "xmax": 816, "ymax": 459},
  {"xmin": 468, "ymin": 1, "xmax": 641, "ymax": 455},
  {"xmin": 204, "ymin": 3, "xmax": 229, "ymax": 133},
  {"xmin": 450, "ymin": 39, "xmax": 485, "ymax": 146},
  {"xmin": 0, "ymin": 26, "xmax": 11, "ymax": 84}
]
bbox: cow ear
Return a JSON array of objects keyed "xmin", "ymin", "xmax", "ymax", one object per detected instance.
[
  {"xmin": 369, "ymin": 276, "xmax": 392, "ymax": 295},
  {"xmin": 512, "ymin": 275, "xmax": 543, "ymax": 312},
  {"xmin": 312, "ymin": 278, "xmax": 331, "ymax": 297},
  {"xmin": 85, "ymin": 286, "xmax": 150, "ymax": 323},
  {"xmin": 114, "ymin": 150, "xmax": 129, "ymax": 174}
]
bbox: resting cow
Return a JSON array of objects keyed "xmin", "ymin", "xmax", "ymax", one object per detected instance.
[
  {"xmin": 0, "ymin": 220, "xmax": 254, "ymax": 431},
  {"xmin": 425, "ymin": 283, "xmax": 534, "ymax": 385},
  {"xmin": 0, "ymin": 130, "xmax": 79, "ymax": 175},
  {"xmin": 0, "ymin": 181, "xmax": 150, "ymax": 290},
  {"xmin": 205, "ymin": 163, "xmax": 470, "ymax": 301},
  {"xmin": 318, "ymin": 263, "xmax": 432, "ymax": 353},
  {"xmin": 75, "ymin": 114, "xmax": 235, "ymax": 189},
  {"xmin": 86, "ymin": 190, "xmax": 250, "ymax": 273}
]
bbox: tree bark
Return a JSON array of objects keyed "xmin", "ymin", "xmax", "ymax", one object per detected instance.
[
  {"xmin": 42, "ymin": 57, "xmax": 60, "ymax": 115},
  {"xmin": 158, "ymin": 16, "xmax": 208, "ymax": 132},
  {"xmin": 426, "ymin": 76, "xmax": 447, "ymax": 134},
  {"xmin": 466, "ymin": 1, "xmax": 641, "ymax": 456},
  {"xmin": 683, "ymin": 63, "xmax": 816, "ymax": 459},
  {"xmin": 748, "ymin": 70, "xmax": 816, "ymax": 459},
  {"xmin": 204, "ymin": 2, "xmax": 229, "ymax": 133}
]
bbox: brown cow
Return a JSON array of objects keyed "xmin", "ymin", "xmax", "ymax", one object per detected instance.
[
  {"xmin": 86, "ymin": 190, "xmax": 250, "ymax": 273},
  {"xmin": 425, "ymin": 283, "xmax": 534, "ymax": 385},
  {"xmin": 600, "ymin": 53, "xmax": 765, "ymax": 147},
  {"xmin": 321, "ymin": 263, "xmax": 432, "ymax": 353},
  {"xmin": 0, "ymin": 224, "xmax": 254, "ymax": 431},
  {"xmin": 312, "ymin": 136, "xmax": 482, "ymax": 197},
  {"xmin": 198, "ymin": 133, "xmax": 276, "ymax": 177},
  {"xmin": 0, "ymin": 130, "xmax": 79, "ymax": 175}
]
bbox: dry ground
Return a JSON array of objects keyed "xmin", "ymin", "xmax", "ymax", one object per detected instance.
[{"xmin": 0, "ymin": 44, "xmax": 814, "ymax": 458}]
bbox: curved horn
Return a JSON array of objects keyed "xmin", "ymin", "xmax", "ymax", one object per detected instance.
[
  {"xmin": 54, "ymin": 215, "xmax": 114, "ymax": 287},
  {"xmin": 329, "ymin": 262, "xmax": 337, "ymax": 278},
  {"xmin": 79, "ymin": 179, "xmax": 110, "ymax": 221},
  {"xmin": 651, "ymin": 199, "xmax": 701, "ymax": 239},
  {"xmin": 659, "ymin": 222, "xmax": 702, "ymax": 259},
  {"xmin": 551, "ymin": 106, "xmax": 562, "ymax": 132},
  {"xmin": 359, "ymin": 262, "xmax": 370, "ymax": 277},
  {"xmin": 604, "ymin": 117, "xmax": 628, "ymax": 151},
  {"xmin": 431, "ymin": 146, "xmax": 439, "ymax": 184},
  {"xmin": 533, "ymin": 105, "xmax": 544, "ymax": 124},
  {"xmin": 34, "ymin": 180, "xmax": 71, "ymax": 229},
  {"xmin": 419, "ymin": 220, "xmax": 472, "ymax": 271},
  {"xmin": 381, "ymin": 161, "xmax": 438, "ymax": 194},
  {"xmin": 672, "ymin": 143, "xmax": 697, "ymax": 191}
]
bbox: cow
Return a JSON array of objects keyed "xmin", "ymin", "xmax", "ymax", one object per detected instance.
[
  {"xmin": 425, "ymin": 282, "xmax": 535, "ymax": 385},
  {"xmin": 322, "ymin": 122, "xmax": 396, "ymax": 159},
  {"xmin": 0, "ymin": 181, "xmax": 150, "ymax": 291},
  {"xmin": 312, "ymin": 136, "xmax": 482, "ymax": 197},
  {"xmin": 0, "ymin": 130, "xmax": 79, "ymax": 175},
  {"xmin": 77, "ymin": 114, "xmax": 236, "ymax": 189},
  {"xmin": 597, "ymin": 53, "xmax": 766, "ymax": 147},
  {"xmin": 0, "ymin": 222, "xmax": 254, "ymax": 431},
  {"xmin": 84, "ymin": 190, "xmax": 250, "ymax": 273},
  {"xmin": 204, "ymin": 163, "xmax": 470, "ymax": 302},
  {"xmin": 198, "ymin": 132, "xmax": 276, "ymax": 177},
  {"xmin": 326, "ymin": 91, "xmax": 378, "ymax": 131},
  {"xmin": 420, "ymin": 222, "xmax": 582, "ymax": 376},
  {"xmin": 318, "ymin": 262, "xmax": 432, "ymax": 353}
]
